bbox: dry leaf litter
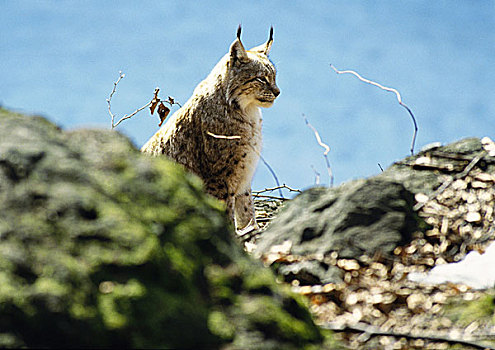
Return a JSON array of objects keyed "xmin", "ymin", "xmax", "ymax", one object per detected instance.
[{"xmin": 246, "ymin": 137, "xmax": 495, "ymax": 349}]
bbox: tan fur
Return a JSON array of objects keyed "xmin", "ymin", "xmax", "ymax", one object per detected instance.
[{"xmin": 141, "ymin": 27, "xmax": 280, "ymax": 231}]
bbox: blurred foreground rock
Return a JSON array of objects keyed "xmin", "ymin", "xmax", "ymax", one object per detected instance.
[{"xmin": 0, "ymin": 109, "xmax": 325, "ymax": 349}]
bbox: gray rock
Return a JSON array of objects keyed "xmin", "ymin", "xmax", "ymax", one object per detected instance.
[
  {"xmin": 255, "ymin": 179, "xmax": 421, "ymax": 284},
  {"xmin": 278, "ymin": 261, "xmax": 343, "ymax": 285},
  {"xmin": 256, "ymin": 137, "xmax": 494, "ymax": 285},
  {"xmin": 380, "ymin": 137, "xmax": 490, "ymax": 195}
]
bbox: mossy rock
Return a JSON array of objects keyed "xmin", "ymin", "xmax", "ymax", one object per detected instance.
[
  {"xmin": 444, "ymin": 291, "xmax": 495, "ymax": 327},
  {"xmin": 0, "ymin": 109, "xmax": 325, "ymax": 349}
]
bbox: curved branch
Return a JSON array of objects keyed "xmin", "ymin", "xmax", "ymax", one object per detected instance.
[
  {"xmin": 303, "ymin": 114, "xmax": 334, "ymax": 186},
  {"xmin": 330, "ymin": 64, "xmax": 418, "ymax": 155}
]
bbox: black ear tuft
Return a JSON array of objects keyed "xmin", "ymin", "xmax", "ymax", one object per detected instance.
[
  {"xmin": 249, "ymin": 26, "xmax": 274, "ymax": 56},
  {"xmin": 229, "ymin": 28, "xmax": 248, "ymax": 65},
  {"xmin": 237, "ymin": 25, "xmax": 242, "ymax": 40}
]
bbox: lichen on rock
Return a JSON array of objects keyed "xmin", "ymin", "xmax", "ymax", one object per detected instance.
[{"xmin": 0, "ymin": 109, "xmax": 325, "ymax": 349}]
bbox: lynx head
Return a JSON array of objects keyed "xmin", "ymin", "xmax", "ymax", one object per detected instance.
[{"xmin": 226, "ymin": 26, "xmax": 280, "ymax": 110}]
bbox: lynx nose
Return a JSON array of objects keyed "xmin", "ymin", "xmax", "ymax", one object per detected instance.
[{"xmin": 272, "ymin": 85, "xmax": 280, "ymax": 97}]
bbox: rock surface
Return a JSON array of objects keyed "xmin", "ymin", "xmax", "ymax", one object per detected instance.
[
  {"xmin": 253, "ymin": 137, "xmax": 495, "ymax": 349},
  {"xmin": 380, "ymin": 137, "xmax": 494, "ymax": 195},
  {"xmin": 0, "ymin": 109, "xmax": 325, "ymax": 349},
  {"xmin": 255, "ymin": 137, "xmax": 495, "ymax": 285},
  {"xmin": 255, "ymin": 179, "xmax": 423, "ymax": 284}
]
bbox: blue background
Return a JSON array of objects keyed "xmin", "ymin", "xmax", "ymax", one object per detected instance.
[{"xmin": 1, "ymin": 1, "xmax": 494, "ymax": 194}]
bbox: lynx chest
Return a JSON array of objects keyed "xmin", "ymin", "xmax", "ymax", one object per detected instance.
[{"xmin": 234, "ymin": 106, "xmax": 263, "ymax": 192}]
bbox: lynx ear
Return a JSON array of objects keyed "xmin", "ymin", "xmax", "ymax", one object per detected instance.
[
  {"xmin": 229, "ymin": 25, "xmax": 248, "ymax": 65},
  {"xmin": 250, "ymin": 26, "xmax": 273, "ymax": 56}
]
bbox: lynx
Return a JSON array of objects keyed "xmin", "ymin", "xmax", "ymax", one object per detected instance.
[{"xmin": 141, "ymin": 26, "xmax": 280, "ymax": 233}]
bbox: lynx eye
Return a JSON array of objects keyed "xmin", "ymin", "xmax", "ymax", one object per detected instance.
[{"xmin": 255, "ymin": 77, "xmax": 269, "ymax": 84}]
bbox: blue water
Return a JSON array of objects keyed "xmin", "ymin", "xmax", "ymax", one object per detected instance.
[{"xmin": 1, "ymin": 1, "xmax": 494, "ymax": 194}]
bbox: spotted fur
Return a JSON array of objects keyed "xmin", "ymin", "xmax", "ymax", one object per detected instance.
[{"xmin": 141, "ymin": 27, "xmax": 280, "ymax": 231}]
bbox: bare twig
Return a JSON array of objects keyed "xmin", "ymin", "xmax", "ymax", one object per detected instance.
[
  {"xmin": 256, "ymin": 150, "xmax": 284, "ymax": 199},
  {"xmin": 330, "ymin": 64, "xmax": 418, "ymax": 155},
  {"xmin": 166, "ymin": 96, "xmax": 182, "ymax": 108},
  {"xmin": 252, "ymin": 194, "xmax": 288, "ymax": 201},
  {"xmin": 413, "ymin": 151, "xmax": 487, "ymax": 211},
  {"xmin": 378, "ymin": 163, "xmax": 384, "ymax": 172},
  {"xmin": 311, "ymin": 165, "xmax": 321, "ymax": 185},
  {"xmin": 107, "ymin": 71, "xmax": 125, "ymax": 128},
  {"xmin": 253, "ymin": 185, "xmax": 301, "ymax": 195},
  {"xmin": 321, "ymin": 321, "xmax": 495, "ymax": 350},
  {"xmin": 107, "ymin": 71, "xmax": 153, "ymax": 129},
  {"xmin": 113, "ymin": 102, "xmax": 153, "ymax": 129},
  {"xmin": 303, "ymin": 114, "xmax": 334, "ymax": 186}
]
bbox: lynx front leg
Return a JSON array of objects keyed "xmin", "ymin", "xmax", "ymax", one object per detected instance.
[
  {"xmin": 205, "ymin": 178, "xmax": 236, "ymax": 224},
  {"xmin": 225, "ymin": 194, "xmax": 236, "ymax": 224},
  {"xmin": 234, "ymin": 188, "xmax": 258, "ymax": 233}
]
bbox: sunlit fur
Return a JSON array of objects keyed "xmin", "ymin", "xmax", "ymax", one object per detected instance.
[{"xmin": 141, "ymin": 28, "xmax": 279, "ymax": 232}]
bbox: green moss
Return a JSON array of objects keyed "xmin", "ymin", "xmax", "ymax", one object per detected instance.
[
  {"xmin": 0, "ymin": 333, "xmax": 23, "ymax": 349},
  {"xmin": 208, "ymin": 310, "xmax": 236, "ymax": 340},
  {"xmin": 70, "ymin": 301, "xmax": 97, "ymax": 320},
  {"xmin": 0, "ymin": 110, "xmax": 330, "ymax": 349},
  {"xmin": 243, "ymin": 263, "xmax": 277, "ymax": 292},
  {"xmin": 0, "ymin": 272, "xmax": 26, "ymax": 306},
  {"xmin": 32, "ymin": 277, "xmax": 69, "ymax": 297},
  {"xmin": 320, "ymin": 329, "xmax": 346, "ymax": 350},
  {"xmin": 163, "ymin": 242, "xmax": 197, "ymax": 278},
  {"xmin": 98, "ymin": 279, "xmax": 146, "ymax": 329},
  {"xmin": 444, "ymin": 292, "xmax": 495, "ymax": 326},
  {"xmin": 242, "ymin": 295, "xmax": 321, "ymax": 343},
  {"xmin": 204, "ymin": 264, "xmax": 239, "ymax": 302}
]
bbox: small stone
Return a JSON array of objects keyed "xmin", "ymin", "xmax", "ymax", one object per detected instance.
[
  {"xmin": 269, "ymin": 240, "xmax": 292, "ymax": 255},
  {"xmin": 299, "ymin": 286, "xmax": 313, "ymax": 295},
  {"xmin": 371, "ymin": 309, "xmax": 382, "ymax": 318},
  {"xmin": 435, "ymin": 257, "xmax": 447, "ymax": 265},
  {"xmin": 346, "ymin": 293, "xmax": 359, "ymax": 305},
  {"xmin": 311, "ymin": 285, "xmax": 323, "ymax": 293},
  {"xmin": 440, "ymin": 217, "xmax": 449, "ymax": 234},
  {"xmin": 421, "ymin": 243, "xmax": 434, "ymax": 254},
  {"xmin": 432, "ymin": 292, "xmax": 447, "ymax": 304},
  {"xmin": 482, "ymin": 136, "xmax": 495, "ymax": 156},
  {"xmin": 475, "ymin": 173, "xmax": 494, "ymax": 182},
  {"xmin": 415, "ymin": 193, "xmax": 429, "ymax": 203},
  {"xmin": 407, "ymin": 293, "xmax": 426, "ymax": 310},
  {"xmin": 471, "ymin": 181, "xmax": 488, "ymax": 189},
  {"xmin": 452, "ymin": 179, "xmax": 467, "ymax": 190},
  {"xmin": 421, "ymin": 142, "xmax": 442, "ymax": 152},
  {"xmin": 337, "ymin": 259, "xmax": 360, "ymax": 271},
  {"xmin": 414, "ymin": 156, "xmax": 432, "ymax": 166},
  {"xmin": 322, "ymin": 283, "xmax": 335, "ymax": 293},
  {"xmin": 466, "ymin": 212, "xmax": 482, "ymax": 223}
]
